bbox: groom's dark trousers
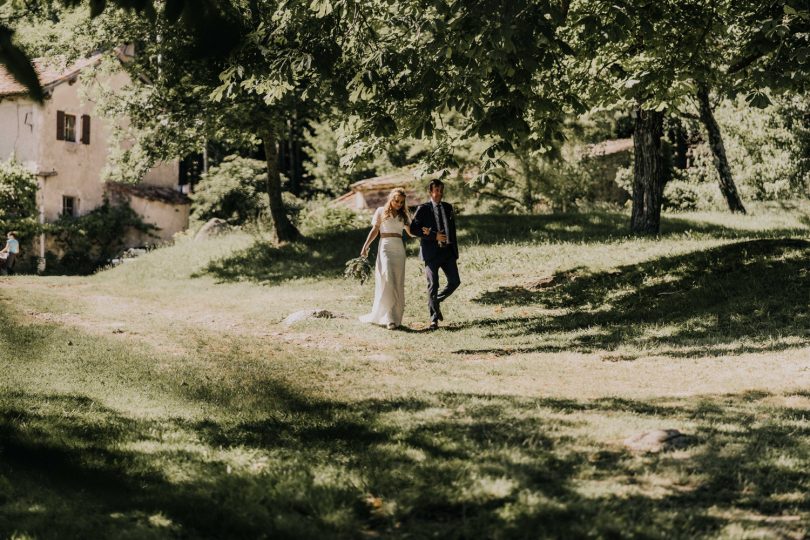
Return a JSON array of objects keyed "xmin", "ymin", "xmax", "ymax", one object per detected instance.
[
  {"xmin": 425, "ymin": 251, "xmax": 460, "ymax": 323},
  {"xmin": 410, "ymin": 200, "xmax": 461, "ymax": 324}
]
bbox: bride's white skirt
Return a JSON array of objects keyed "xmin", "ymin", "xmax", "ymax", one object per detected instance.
[{"xmin": 360, "ymin": 237, "xmax": 406, "ymax": 326}]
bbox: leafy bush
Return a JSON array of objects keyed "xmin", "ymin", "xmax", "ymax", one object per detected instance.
[
  {"xmin": 304, "ymin": 118, "xmax": 430, "ymax": 197},
  {"xmin": 663, "ymin": 148, "xmax": 724, "ymax": 211},
  {"xmin": 303, "ymin": 120, "xmax": 374, "ymax": 197},
  {"xmin": 713, "ymin": 96, "xmax": 805, "ymax": 200},
  {"xmin": 776, "ymin": 94, "xmax": 810, "ymax": 194},
  {"xmin": 0, "ymin": 158, "xmax": 39, "ymax": 267},
  {"xmin": 300, "ymin": 200, "xmax": 367, "ymax": 236},
  {"xmin": 614, "ymin": 165, "xmax": 633, "ymax": 194},
  {"xmin": 48, "ymin": 201, "xmax": 155, "ymax": 275},
  {"xmin": 191, "ymin": 156, "xmax": 268, "ymax": 225},
  {"xmin": 191, "ymin": 155, "xmax": 305, "ymax": 229},
  {"xmin": 282, "ymin": 192, "xmax": 306, "ymax": 227},
  {"xmin": 0, "ymin": 159, "xmax": 37, "ymax": 223},
  {"xmin": 663, "ymin": 179, "xmax": 700, "ymax": 211},
  {"xmin": 536, "ymin": 159, "xmax": 599, "ymax": 212}
]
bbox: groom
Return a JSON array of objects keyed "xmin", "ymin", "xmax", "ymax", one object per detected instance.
[{"xmin": 410, "ymin": 179, "xmax": 460, "ymax": 329}]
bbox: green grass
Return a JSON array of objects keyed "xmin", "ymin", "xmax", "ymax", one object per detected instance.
[{"xmin": 1, "ymin": 204, "xmax": 809, "ymax": 539}]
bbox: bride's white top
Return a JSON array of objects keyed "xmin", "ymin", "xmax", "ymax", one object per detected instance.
[{"xmin": 373, "ymin": 207, "xmax": 408, "ymax": 234}]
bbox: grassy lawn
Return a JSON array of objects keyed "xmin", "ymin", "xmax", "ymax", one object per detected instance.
[{"xmin": 1, "ymin": 204, "xmax": 809, "ymax": 539}]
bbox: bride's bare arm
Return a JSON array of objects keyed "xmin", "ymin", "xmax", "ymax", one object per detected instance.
[
  {"xmin": 361, "ymin": 225, "xmax": 380, "ymax": 257},
  {"xmin": 404, "ymin": 225, "xmax": 430, "ymax": 238}
]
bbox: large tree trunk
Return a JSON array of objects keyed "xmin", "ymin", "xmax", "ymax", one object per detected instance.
[
  {"xmin": 261, "ymin": 130, "xmax": 300, "ymax": 242},
  {"xmin": 697, "ymin": 83, "xmax": 746, "ymax": 214},
  {"xmin": 631, "ymin": 106, "xmax": 667, "ymax": 235},
  {"xmin": 669, "ymin": 117, "xmax": 688, "ymax": 170},
  {"xmin": 518, "ymin": 149, "xmax": 535, "ymax": 214}
]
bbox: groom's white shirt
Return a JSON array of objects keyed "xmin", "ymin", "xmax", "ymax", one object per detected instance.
[{"xmin": 431, "ymin": 201, "xmax": 452, "ymax": 244}]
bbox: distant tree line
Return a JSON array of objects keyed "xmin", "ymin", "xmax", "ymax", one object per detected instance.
[{"xmin": 0, "ymin": 0, "xmax": 807, "ymax": 238}]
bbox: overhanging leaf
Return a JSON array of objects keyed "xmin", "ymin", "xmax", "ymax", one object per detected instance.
[{"xmin": 745, "ymin": 90, "xmax": 771, "ymax": 109}]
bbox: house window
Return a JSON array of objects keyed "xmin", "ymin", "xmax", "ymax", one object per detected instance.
[
  {"xmin": 62, "ymin": 196, "xmax": 77, "ymax": 217},
  {"xmin": 64, "ymin": 114, "xmax": 76, "ymax": 142}
]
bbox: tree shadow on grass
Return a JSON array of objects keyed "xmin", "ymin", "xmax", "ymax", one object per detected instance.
[
  {"xmin": 194, "ymin": 213, "xmax": 807, "ymax": 285},
  {"xmin": 1, "ymin": 388, "xmax": 808, "ymax": 539},
  {"xmin": 465, "ymin": 238, "xmax": 810, "ymax": 357},
  {"xmin": 194, "ymin": 228, "xmax": 373, "ymax": 285},
  {"xmin": 460, "ymin": 212, "xmax": 807, "ymax": 246},
  {"xmin": 0, "ymin": 301, "xmax": 56, "ymax": 361}
]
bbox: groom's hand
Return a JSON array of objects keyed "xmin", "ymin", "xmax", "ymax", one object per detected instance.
[
  {"xmin": 421, "ymin": 227, "xmax": 431, "ymax": 236},
  {"xmin": 436, "ymin": 232, "xmax": 448, "ymax": 243}
]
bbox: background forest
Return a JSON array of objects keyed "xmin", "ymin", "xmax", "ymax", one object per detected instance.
[{"xmin": 0, "ymin": 0, "xmax": 807, "ymax": 263}]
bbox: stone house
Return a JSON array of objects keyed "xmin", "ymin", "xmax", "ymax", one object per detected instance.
[{"xmin": 0, "ymin": 51, "xmax": 190, "ymax": 268}]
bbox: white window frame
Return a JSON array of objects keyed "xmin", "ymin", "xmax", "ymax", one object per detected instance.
[
  {"xmin": 64, "ymin": 114, "xmax": 77, "ymax": 142},
  {"xmin": 62, "ymin": 195, "xmax": 78, "ymax": 217}
]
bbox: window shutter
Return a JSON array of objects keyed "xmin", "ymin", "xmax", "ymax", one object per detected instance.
[
  {"xmin": 81, "ymin": 115, "xmax": 91, "ymax": 145},
  {"xmin": 56, "ymin": 110, "xmax": 65, "ymax": 140}
]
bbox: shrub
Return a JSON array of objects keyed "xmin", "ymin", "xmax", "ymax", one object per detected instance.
[
  {"xmin": 713, "ymin": 96, "xmax": 804, "ymax": 200},
  {"xmin": 191, "ymin": 155, "xmax": 305, "ymax": 229},
  {"xmin": 282, "ymin": 192, "xmax": 306, "ymax": 227},
  {"xmin": 300, "ymin": 200, "xmax": 367, "ymax": 236},
  {"xmin": 776, "ymin": 94, "xmax": 810, "ymax": 195},
  {"xmin": 191, "ymin": 156, "xmax": 268, "ymax": 225},
  {"xmin": 663, "ymin": 179, "xmax": 700, "ymax": 211},
  {"xmin": 48, "ymin": 201, "xmax": 155, "ymax": 275},
  {"xmin": 537, "ymin": 159, "xmax": 598, "ymax": 212},
  {"xmin": 304, "ymin": 119, "xmax": 431, "ymax": 198},
  {"xmin": 0, "ymin": 158, "xmax": 37, "ymax": 223},
  {"xmin": 0, "ymin": 158, "xmax": 39, "ymax": 268}
]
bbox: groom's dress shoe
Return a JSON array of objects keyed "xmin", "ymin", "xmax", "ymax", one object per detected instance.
[
  {"xmin": 437, "ymin": 307, "xmax": 444, "ymax": 321},
  {"xmin": 429, "ymin": 321, "xmax": 439, "ymax": 330}
]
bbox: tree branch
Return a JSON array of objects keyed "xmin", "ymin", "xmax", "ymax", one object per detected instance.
[{"xmin": 727, "ymin": 51, "xmax": 765, "ymax": 74}]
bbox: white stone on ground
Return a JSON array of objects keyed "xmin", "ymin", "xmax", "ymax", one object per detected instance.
[{"xmin": 623, "ymin": 429, "xmax": 689, "ymax": 453}]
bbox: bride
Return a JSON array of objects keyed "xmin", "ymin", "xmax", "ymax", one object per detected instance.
[{"xmin": 359, "ymin": 188, "xmax": 425, "ymax": 329}]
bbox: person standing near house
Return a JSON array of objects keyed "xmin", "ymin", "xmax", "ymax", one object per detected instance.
[{"xmin": 0, "ymin": 231, "xmax": 19, "ymax": 275}]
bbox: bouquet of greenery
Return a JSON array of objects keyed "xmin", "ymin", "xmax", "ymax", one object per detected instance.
[{"xmin": 344, "ymin": 256, "xmax": 373, "ymax": 285}]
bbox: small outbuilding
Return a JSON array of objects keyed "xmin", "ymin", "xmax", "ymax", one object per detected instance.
[
  {"xmin": 105, "ymin": 182, "xmax": 191, "ymax": 244},
  {"xmin": 333, "ymin": 170, "xmax": 424, "ymax": 211}
]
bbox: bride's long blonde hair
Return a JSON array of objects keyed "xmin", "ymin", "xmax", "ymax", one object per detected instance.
[{"xmin": 383, "ymin": 187, "xmax": 411, "ymax": 224}]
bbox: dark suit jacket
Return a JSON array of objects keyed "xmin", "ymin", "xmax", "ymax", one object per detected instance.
[{"xmin": 409, "ymin": 201, "xmax": 458, "ymax": 263}]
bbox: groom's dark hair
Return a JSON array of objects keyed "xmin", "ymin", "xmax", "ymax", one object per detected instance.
[{"xmin": 427, "ymin": 179, "xmax": 445, "ymax": 191}]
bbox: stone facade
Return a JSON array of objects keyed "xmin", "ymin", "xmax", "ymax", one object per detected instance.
[{"xmin": 0, "ymin": 53, "xmax": 190, "ymax": 265}]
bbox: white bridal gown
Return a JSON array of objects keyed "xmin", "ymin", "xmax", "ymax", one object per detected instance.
[{"xmin": 360, "ymin": 207, "xmax": 408, "ymax": 327}]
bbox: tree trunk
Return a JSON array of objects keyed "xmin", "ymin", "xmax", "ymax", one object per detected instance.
[
  {"xmin": 519, "ymin": 150, "xmax": 535, "ymax": 214},
  {"xmin": 261, "ymin": 130, "xmax": 300, "ymax": 242},
  {"xmin": 697, "ymin": 83, "xmax": 746, "ymax": 214},
  {"xmin": 669, "ymin": 117, "xmax": 688, "ymax": 170},
  {"xmin": 630, "ymin": 106, "xmax": 666, "ymax": 235}
]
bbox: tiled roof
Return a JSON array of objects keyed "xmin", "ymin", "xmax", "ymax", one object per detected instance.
[
  {"xmin": 0, "ymin": 54, "xmax": 102, "ymax": 98},
  {"xmin": 349, "ymin": 170, "xmax": 420, "ymax": 191},
  {"xmin": 587, "ymin": 138, "xmax": 634, "ymax": 157},
  {"xmin": 106, "ymin": 182, "xmax": 191, "ymax": 205},
  {"xmin": 334, "ymin": 170, "xmax": 423, "ymax": 210}
]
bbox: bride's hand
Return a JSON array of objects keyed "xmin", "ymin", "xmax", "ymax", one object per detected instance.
[
  {"xmin": 360, "ymin": 248, "xmax": 368, "ymax": 258},
  {"xmin": 422, "ymin": 227, "xmax": 431, "ymax": 236}
]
